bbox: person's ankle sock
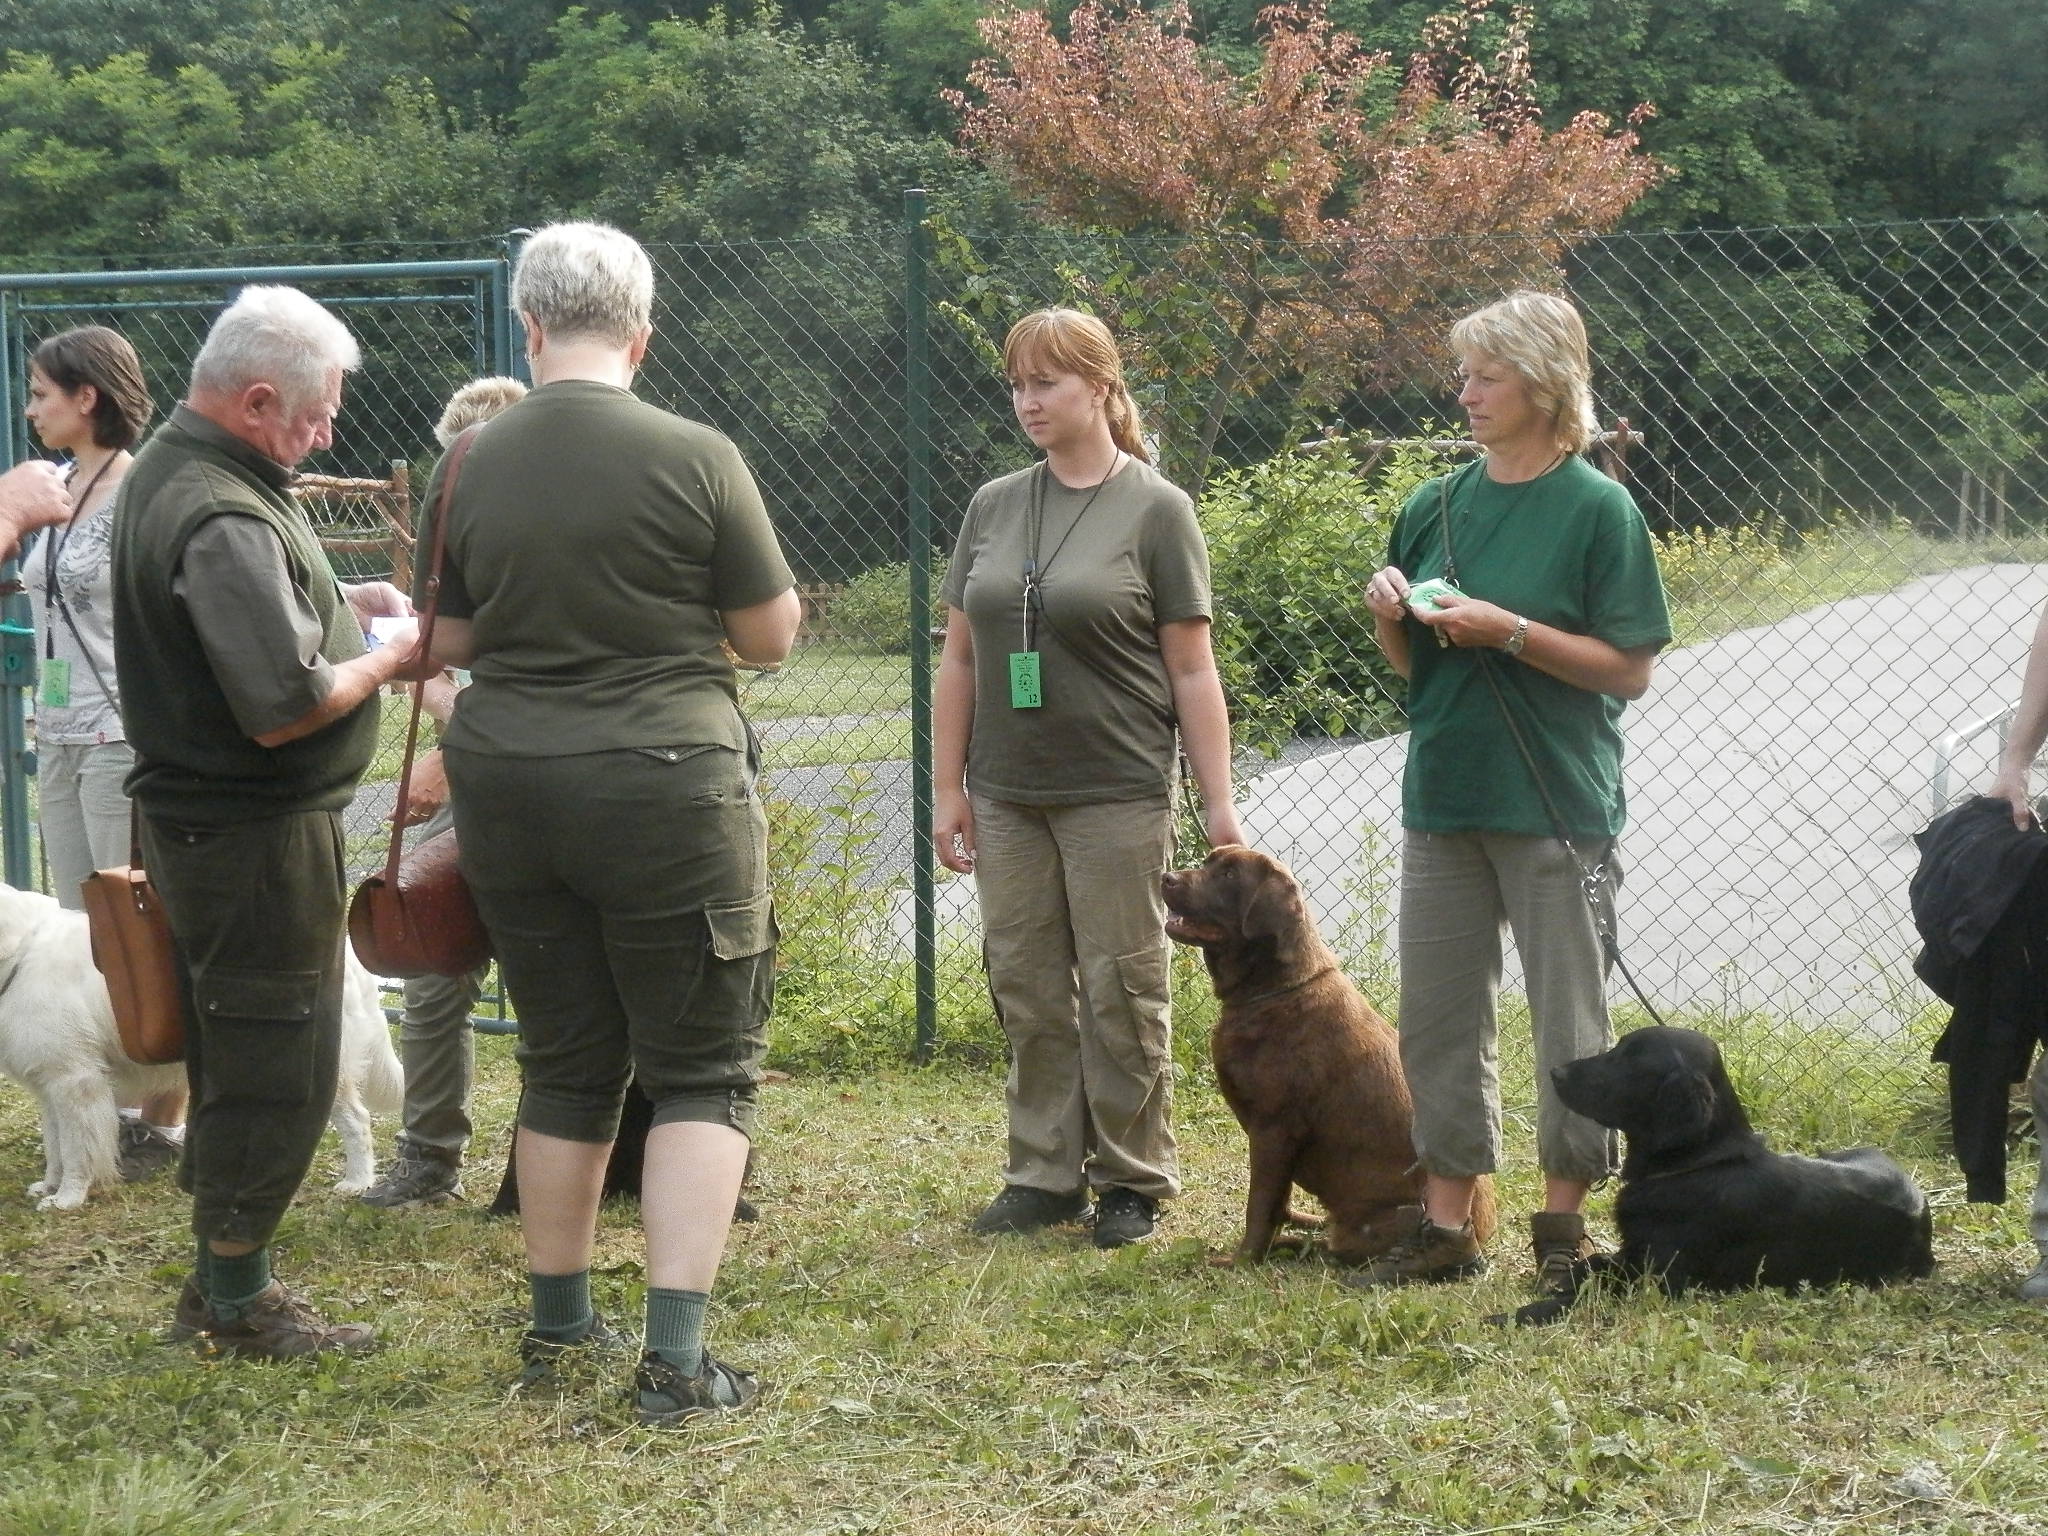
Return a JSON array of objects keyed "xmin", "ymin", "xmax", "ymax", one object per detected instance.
[
  {"xmin": 528, "ymin": 1269, "xmax": 595, "ymax": 1343},
  {"xmin": 206, "ymin": 1247, "xmax": 271, "ymax": 1319},
  {"xmin": 644, "ymin": 1287, "xmax": 710, "ymax": 1375}
]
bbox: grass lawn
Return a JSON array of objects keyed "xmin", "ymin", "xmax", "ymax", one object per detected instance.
[{"xmin": 2, "ymin": 1032, "xmax": 2046, "ymax": 1535}]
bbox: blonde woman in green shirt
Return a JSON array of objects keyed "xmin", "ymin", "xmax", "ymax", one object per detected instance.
[
  {"xmin": 1357, "ymin": 290, "xmax": 1671, "ymax": 1293},
  {"xmin": 936, "ymin": 308, "xmax": 1242, "ymax": 1250}
]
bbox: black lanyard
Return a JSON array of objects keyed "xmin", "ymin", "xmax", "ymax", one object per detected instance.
[
  {"xmin": 1023, "ymin": 452, "xmax": 1121, "ymax": 648},
  {"xmin": 45, "ymin": 456, "xmax": 113, "ymax": 661}
]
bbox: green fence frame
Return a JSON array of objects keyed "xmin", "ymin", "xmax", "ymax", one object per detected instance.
[{"xmin": 0, "ymin": 254, "xmax": 519, "ymax": 897}]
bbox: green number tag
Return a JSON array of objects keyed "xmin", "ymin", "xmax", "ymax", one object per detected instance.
[
  {"xmin": 1008, "ymin": 650, "xmax": 1042, "ymax": 709},
  {"xmin": 39, "ymin": 656, "xmax": 70, "ymax": 709}
]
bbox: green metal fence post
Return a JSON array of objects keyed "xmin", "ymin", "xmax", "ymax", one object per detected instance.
[
  {"xmin": 497, "ymin": 230, "xmax": 531, "ymax": 385},
  {"xmin": 0, "ymin": 287, "xmax": 32, "ymax": 890},
  {"xmin": 904, "ymin": 188, "xmax": 939, "ymax": 1062}
]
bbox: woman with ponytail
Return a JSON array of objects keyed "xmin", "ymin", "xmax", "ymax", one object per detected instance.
[{"xmin": 935, "ymin": 308, "xmax": 1241, "ymax": 1249}]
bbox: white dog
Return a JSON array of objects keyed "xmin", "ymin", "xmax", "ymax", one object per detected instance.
[{"xmin": 0, "ymin": 885, "xmax": 401, "ymax": 1210}]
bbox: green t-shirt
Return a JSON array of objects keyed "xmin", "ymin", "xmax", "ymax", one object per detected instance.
[
  {"xmin": 416, "ymin": 380, "xmax": 795, "ymax": 757},
  {"xmin": 1388, "ymin": 455, "xmax": 1672, "ymax": 840},
  {"xmin": 943, "ymin": 457, "xmax": 1210, "ymax": 805}
]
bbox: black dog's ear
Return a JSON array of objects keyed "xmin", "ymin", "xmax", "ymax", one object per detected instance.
[
  {"xmin": 1634, "ymin": 1064, "xmax": 1717, "ymax": 1156},
  {"xmin": 1239, "ymin": 866, "xmax": 1303, "ymax": 941}
]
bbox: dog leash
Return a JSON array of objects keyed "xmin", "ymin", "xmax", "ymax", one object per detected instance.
[{"xmin": 1437, "ymin": 474, "xmax": 1670, "ymax": 1029}]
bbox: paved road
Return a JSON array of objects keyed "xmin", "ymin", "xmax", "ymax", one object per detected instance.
[{"xmin": 1240, "ymin": 563, "xmax": 2048, "ymax": 1031}]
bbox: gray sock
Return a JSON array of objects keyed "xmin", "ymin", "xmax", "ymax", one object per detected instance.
[
  {"xmin": 529, "ymin": 1269, "xmax": 594, "ymax": 1342},
  {"xmin": 644, "ymin": 1287, "xmax": 710, "ymax": 1373}
]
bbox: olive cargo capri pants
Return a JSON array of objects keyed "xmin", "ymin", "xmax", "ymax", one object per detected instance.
[{"xmin": 447, "ymin": 743, "xmax": 777, "ymax": 1143}]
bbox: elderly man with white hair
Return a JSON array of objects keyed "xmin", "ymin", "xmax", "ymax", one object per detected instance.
[{"xmin": 110, "ymin": 285, "xmax": 440, "ymax": 1360}]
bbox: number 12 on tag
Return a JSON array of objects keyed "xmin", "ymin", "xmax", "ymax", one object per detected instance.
[{"xmin": 1008, "ymin": 651, "xmax": 1042, "ymax": 709}]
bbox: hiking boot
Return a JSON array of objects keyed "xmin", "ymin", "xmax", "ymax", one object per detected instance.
[
  {"xmin": 1530, "ymin": 1211, "xmax": 1598, "ymax": 1293},
  {"xmin": 118, "ymin": 1120, "xmax": 181, "ymax": 1182},
  {"xmin": 516, "ymin": 1314, "xmax": 628, "ymax": 1391},
  {"xmin": 358, "ymin": 1149, "xmax": 464, "ymax": 1210},
  {"xmin": 1341, "ymin": 1205, "xmax": 1487, "ymax": 1288},
  {"xmin": 168, "ymin": 1275, "xmax": 206, "ymax": 1341},
  {"xmin": 194, "ymin": 1282, "xmax": 377, "ymax": 1361},
  {"xmin": 2020, "ymin": 1255, "xmax": 2048, "ymax": 1305},
  {"xmin": 633, "ymin": 1349, "xmax": 761, "ymax": 1428},
  {"xmin": 969, "ymin": 1184, "xmax": 1090, "ymax": 1236},
  {"xmin": 1093, "ymin": 1187, "xmax": 1160, "ymax": 1249}
]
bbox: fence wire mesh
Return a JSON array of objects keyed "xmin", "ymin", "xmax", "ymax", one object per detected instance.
[{"xmin": 4, "ymin": 217, "xmax": 2046, "ymax": 1103}]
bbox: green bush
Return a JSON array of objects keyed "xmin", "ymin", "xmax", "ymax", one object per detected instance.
[
  {"xmin": 829, "ymin": 555, "xmax": 949, "ymax": 653},
  {"xmin": 1202, "ymin": 438, "xmax": 1450, "ymax": 757}
]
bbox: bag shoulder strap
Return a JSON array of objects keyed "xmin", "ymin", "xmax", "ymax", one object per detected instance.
[{"xmin": 379, "ymin": 426, "xmax": 482, "ymax": 885}]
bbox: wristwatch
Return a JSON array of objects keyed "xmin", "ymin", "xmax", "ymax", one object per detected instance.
[{"xmin": 1502, "ymin": 614, "xmax": 1529, "ymax": 656}]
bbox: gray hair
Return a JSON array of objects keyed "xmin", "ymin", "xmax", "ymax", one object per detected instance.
[
  {"xmin": 189, "ymin": 286, "xmax": 361, "ymax": 414},
  {"xmin": 512, "ymin": 223, "xmax": 654, "ymax": 348},
  {"xmin": 434, "ymin": 376, "xmax": 528, "ymax": 447},
  {"xmin": 1449, "ymin": 290, "xmax": 1600, "ymax": 454}
]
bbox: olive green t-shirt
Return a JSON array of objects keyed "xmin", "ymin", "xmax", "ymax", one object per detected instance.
[
  {"xmin": 1389, "ymin": 455, "xmax": 1671, "ymax": 840},
  {"xmin": 416, "ymin": 380, "xmax": 794, "ymax": 756},
  {"xmin": 943, "ymin": 457, "xmax": 1210, "ymax": 805}
]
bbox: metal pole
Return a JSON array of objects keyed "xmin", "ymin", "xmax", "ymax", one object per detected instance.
[
  {"xmin": 904, "ymin": 188, "xmax": 939, "ymax": 1062},
  {"xmin": 497, "ymin": 231, "xmax": 531, "ymax": 385},
  {"xmin": 0, "ymin": 289, "xmax": 33, "ymax": 889}
]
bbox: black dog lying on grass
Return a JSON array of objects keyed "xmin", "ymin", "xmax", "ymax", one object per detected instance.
[{"xmin": 1512, "ymin": 1027, "xmax": 1934, "ymax": 1326}]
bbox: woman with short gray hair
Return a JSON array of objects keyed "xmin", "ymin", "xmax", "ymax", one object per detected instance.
[
  {"xmin": 1358, "ymin": 289, "xmax": 1672, "ymax": 1293},
  {"xmin": 420, "ymin": 221, "xmax": 800, "ymax": 1426}
]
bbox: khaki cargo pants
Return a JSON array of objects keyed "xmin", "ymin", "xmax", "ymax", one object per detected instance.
[{"xmin": 971, "ymin": 793, "xmax": 1179, "ymax": 1202}]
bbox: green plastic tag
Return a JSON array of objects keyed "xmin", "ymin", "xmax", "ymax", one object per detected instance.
[
  {"xmin": 39, "ymin": 655, "xmax": 70, "ymax": 709},
  {"xmin": 1008, "ymin": 651, "xmax": 1042, "ymax": 709}
]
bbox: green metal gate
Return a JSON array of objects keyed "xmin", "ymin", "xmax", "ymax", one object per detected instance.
[{"xmin": 0, "ymin": 253, "xmax": 520, "ymax": 895}]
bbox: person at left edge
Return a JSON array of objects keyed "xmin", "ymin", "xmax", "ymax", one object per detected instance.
[{"xmin": 110, "ymin": 285, "xmax": 441, "ymax": 1360}]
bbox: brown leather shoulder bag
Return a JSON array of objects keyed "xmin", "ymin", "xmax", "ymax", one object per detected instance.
[{"xmin": 347, "ymin": 427, "xmax": 492, "ymax": 979}]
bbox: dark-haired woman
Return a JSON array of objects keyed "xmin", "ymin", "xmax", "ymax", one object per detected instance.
[{"xmin": 22, "ymin": 325, "xmax": 181, "ymax": 1167}]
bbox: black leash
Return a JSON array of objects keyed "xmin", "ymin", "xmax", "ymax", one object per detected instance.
[{"xmin": 1437, "ymin": 472, "xmax": 1669, "ymax": 1028}]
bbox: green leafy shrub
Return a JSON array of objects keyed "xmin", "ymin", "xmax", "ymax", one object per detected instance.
[
  {"xmin": 1202, "ymin": 439, "xmax": 1450, "ymax": 757},
  {"xmin": 829, "ymin": 556, "xmax": 950, "ymax": 653}
]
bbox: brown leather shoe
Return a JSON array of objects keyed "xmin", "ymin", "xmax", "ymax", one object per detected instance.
[
  {"xmin": 195, "ymin": 1282, "xmax": 377, "ymax": 1361},
  {"xmin": 1529, "ymin": 1211, "xmax": 1598, "ymax": 1293},
  {"xmin": 168, "ymin": 1275, "xmax": 206, "ymax": 1341},
  {"xmin": 1341, "ymin": 1204, "xmax": 1487, "ymax": 1288}
]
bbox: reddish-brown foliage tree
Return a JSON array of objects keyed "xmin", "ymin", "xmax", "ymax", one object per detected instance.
[{"xmin": 948, "ymin": 0, "xmax": 1661, "ymax": 487}]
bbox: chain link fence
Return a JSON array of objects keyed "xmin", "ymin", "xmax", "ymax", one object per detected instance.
[{"xmin": 5, "ymin": 217, "xmax": 2045, "ymax": 1104}]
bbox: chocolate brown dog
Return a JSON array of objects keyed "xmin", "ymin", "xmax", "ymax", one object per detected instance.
[{"xmin": 1162, "ymin": 845, "xmax": 1493, "ymax": 1265}]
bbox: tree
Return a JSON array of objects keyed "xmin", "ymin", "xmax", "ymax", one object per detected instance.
[{"xmin": 948, "ymin": 0, "xmax": 1660, "ymax": 489}]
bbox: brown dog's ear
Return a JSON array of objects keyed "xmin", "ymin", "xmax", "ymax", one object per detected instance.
[{"xmin": 1238, "ymin": 863, "xmax": 1303, "ymax": 941}]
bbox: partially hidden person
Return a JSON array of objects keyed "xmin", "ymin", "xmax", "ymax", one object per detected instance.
[
  {"xmin": 357, "ymin": 376, "xmax": 527, "ymax": 1212},
  {"xmin": 21, "ymin": 324, "xmax": 188, "ymax": 1175}
]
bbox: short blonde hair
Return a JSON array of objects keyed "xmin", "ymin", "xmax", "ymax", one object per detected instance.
[
  {"xmin": 434, "ymin": 376, "xmax": 527, "ymax": 447},
  {"xmin": 1002, "ymin": 308, "xmax": 1151, "ymax": 464},
  {"xmin": 1449, "ymin": 291, "xmax": 1599, "ymax": 454},
  {"xmin": 513, "ymin": 222, "xmax": 654, "ymax": 349}
]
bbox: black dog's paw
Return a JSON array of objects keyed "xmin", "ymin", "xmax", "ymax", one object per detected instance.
[{"xmin": 1493, "ymin": 1294, "xmax": 1574, "ymax": 1327}]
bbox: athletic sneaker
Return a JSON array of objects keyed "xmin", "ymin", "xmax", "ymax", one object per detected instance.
[
  {"xmin": 358, "ymin": 1150, "xmax": 464, "ymax": 1209},
  {"xmin": 968, "ymin": 1184, "xmax": 1090, "ymax": 1235},
  {"xmin": 117, "ymin": 1120, "xmax": 181, "ymax": 1182},
  {"xmin": 1092, "ymin": 1187, "xmax": 1160, "ymax": 1249},
  {"xmin": 516, "ymin": 1314, "xmax": 628, "ymax": 1391}
]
